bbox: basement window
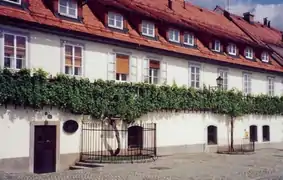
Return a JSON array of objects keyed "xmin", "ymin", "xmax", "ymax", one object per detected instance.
[
  {"xmin": 3, "ymin": 0, "xmax": 21, "ymax": 5},
  {"xmin": 58, "ymin": 0, "xmax": 78, "ymax": 19}
]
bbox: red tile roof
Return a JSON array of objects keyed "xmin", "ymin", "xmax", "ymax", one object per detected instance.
[{"xmin": 0, "ymin": 0, "xmax": 283, "ymax": 73}]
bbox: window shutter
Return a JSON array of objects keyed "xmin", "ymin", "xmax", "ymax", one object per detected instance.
[
  {"xmin": 143, "ymin": 58, "xmax": 149, "ymax": 83},
  {"xmin": 220, "ymin": 44, "xmax": 224, "ymax": 52},
  {"xmin": 160, "ymin": 61, "xmax": 168, "ymax": 85},
  {"xmin": 130, "ymin": 56, "xmax": 138, "ymax": 82},
  {"xmin": 107, "ymin": 52, "xmax": 116, "ymax": 80},
  {"xmin": 209, "ymin": 42, "xmax": 213, "ymax": 49},
  {"xmin": 194, "ymin": 35, "xmax": 197, "ymax": 46},
  {"xmin": 236, "ymin": 48, "xmax": 240, "ymax": 56}
]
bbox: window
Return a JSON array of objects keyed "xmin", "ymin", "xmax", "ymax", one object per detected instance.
[
  {"xmin": 142, "ymin": 21, "xmax": 155, "ymax": 37},
  {"xmin": 184, "ymin": 33, "xmax": 194, "ymax": 46},
  {"xmin": 58, "ymin": 0, "xmax": 78, "ymax": 18},
  {"xmin": 168, "ymin": 29, "xmax": 180, "ymax": 43},
  {"xmin": 3, "ymin": 0, "xmax": 21, "ymax": 4},
  {"xmin": 115, "ymin": 54, "xmax": 129, "ymax": 82},
  {"xmin": 64, "ymin": 44, "xmax": 82, "ymax": 76},
  {"xmin": 213, "ymin": 40, "xmax": 221, "ymax": 52},
  {"xmin": 243, "ymin": 73, "xmax": 251, "ymax": 95},
  {"xmin": 108, "ymin": 12, "xmax": 123, "ymax": 30},
  {"xmin": 249, "ymin": 125, "xmax": 258, "ymax": 142},
  {"xmin": 218, "ymin": 69, "xmax": 228, "ymax": 90},
  {"xmin": 245, "ymin": 47, "xmax": 253, "ymax": 59},
  {"xmin": 267, "ymin": 77, "xmax": 274, "ymax": 96},
  {"xmin": 262, "ymin": 125, "xmax": 270, "ymax": 142},
  {"xmin": 227, "ymin": 43, "xmax": 237, "ymax": 56},
  {"xmin": 3, "ymin": 33, "xmax": 27, "ymax": 70},
  {"xmin": 145, "ymin": 60, "xmax": 160, "ymax": 84},
  {"xmin": 190, "ymin": 64, "xmax": 200, "ymax": 88},
  {"xmin": 261, "ymin": 52, "xmax": 269, "ymax": 62},
  {"xmin": 207, "ymin": 125, "xmax": 217, "ymax": 145}
]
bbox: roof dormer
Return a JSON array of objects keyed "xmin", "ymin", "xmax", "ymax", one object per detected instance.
[
  {"xmin": 1, "ymin": 0, "xmax": 29, "ymax": 10},
  {"xmin": 45, "ymin": 0, "xmax": 84, "ymax": 22},
  {"xmin": 106, "ymin": 10, "xmax": 128, "ymax": 33}
]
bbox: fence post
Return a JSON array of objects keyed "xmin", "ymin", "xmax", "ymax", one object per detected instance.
[{"xmin": 154, "ymin": 123, "xmax": 157, "ymax": 156}]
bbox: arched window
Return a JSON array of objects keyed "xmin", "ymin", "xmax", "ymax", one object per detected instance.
[
  {"xmin": 128, "ymin": 126, "xmax": 143, "ymax": 148},
  {"xmin": 249, "ymin": 125, "xmax": 258, "ymax": 142},
  {"xmin": 207, "ymin": 125, "xmax": 217, "ymax": 145},
  {"xmin": 262, "ymin": 125, "xmax": 270, "ymax": 142}
]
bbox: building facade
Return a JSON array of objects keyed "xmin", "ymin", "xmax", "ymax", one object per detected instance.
[{"xmin": 1, "ymin": 0, "xmax": 283, "ymax": 174}]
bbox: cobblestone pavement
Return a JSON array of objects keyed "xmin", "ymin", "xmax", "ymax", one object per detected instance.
[{"xmin": 2, "ymin": 149, "xmax": 283, "ymax": 180}]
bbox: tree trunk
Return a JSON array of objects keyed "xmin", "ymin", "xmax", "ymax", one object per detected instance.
[
  {"xmin": 109, "ymin": 119, "xmax": 121, "ymax": 156},
  {"xmin": 230, "ymin": 116, "xmax": 234, "ymax": 152}
]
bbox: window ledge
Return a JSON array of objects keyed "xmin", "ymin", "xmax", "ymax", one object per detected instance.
[
  {"xmin": 55, "ymin": 13, "xmax": 83, "ymax": 23},
  {"xmin": 183, "ymin": 44, "xmax": 197, "ymax": 49},
  {"xmin": 107, "ymin": 26, "xmax": 129, "ymax": 34},
  {"xmin": 141, "ymin": 34, "xmax": 159, "ymax": 41},
  {"xmin": 227, "ymin": 54, "xmax": 239, "ymax": 58}
]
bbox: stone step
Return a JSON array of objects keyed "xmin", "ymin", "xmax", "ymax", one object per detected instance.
[
  {"xmin": 69, "ymin": 165, "xmax": 92, "ymax": 170},
  {"xmin": 75, "ymin": 161, "xmax": 104, "ymax": 168}
]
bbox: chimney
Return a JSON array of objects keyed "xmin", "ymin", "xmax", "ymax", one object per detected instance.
[
  {"xmin": 267, "ymin": 21, "xmax": 271, "ymax": 28},
  {"xmin": 168, "ymin": 0, "xmax": 172, "ymax": 10},
  {"xmin": 243, "ymin": 12, "xmax": 254, "ymax": 23},
  {"xmin": 183, "ymin": 0, "xmax": 186, "ymax": 9},
  {"xmin": 263, "ymin": 17, "xmax": 268, "ymax": 26}
]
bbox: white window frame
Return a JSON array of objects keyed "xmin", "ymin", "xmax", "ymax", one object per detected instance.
[
  {"xmin": 108, "ymin": 12, "xmax": 124, "ymax": 30},
  {"xmin": 141, "ymin": 21, "xmax": 155, "ymax": 37},
  {"xmin": 189, "ymin": 64, "xmax": 201, "ymax": 89},
  {"xmin": 116, "ymin": 73, "xmax": 128, "ymax": 82},
  {"xmin": 58, "ymin": 0, "xmax": 78, "ymax": 19},
  {"xmin": 168, "ymin": 29, "xmax": 180, "ymax": 43},
  {"xmin": 63, "ymin": 42, "xmax": 84, "ymax": 76},
  {"xmin": 243, "ymin": 72, "xmax": 252, "ymax": 95},
  {"xmin": 184, "ymin": 33, "xmax": 194, "ymax": 46},
  {"xmin": 261, "ymin": 51, "xmax": 269, "ymax": 62},
  {"xmin": 267, "ymin": 77, "xmax": 275, "ymax": 96},
  {"xmin": 218, "ymin": 68, "xmax": 228, "ymax": 90},
  {"xmin": 227, "ymin": 43, "xmax": 237, "ymax": 56},
  {"xmin": 245, "ymin": 47, "xmax": 253, "ymax": 60},
  {"xmin": 115, "ymin": 53, "xmax": 130, "ymax": 82},
  {"xmin": 3, "ymin": 0, "xmax": 21, "ymax": 5},
  {"xmin": 213, "ymin": 40, "xmax": 221, "ymax": 52},
  {"xmin": 2, "ymin": 32, "xmax": 28, "ymax": 70}
]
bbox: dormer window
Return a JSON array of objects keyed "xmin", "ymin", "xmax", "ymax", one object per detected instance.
[
  {"xmin": 213, "ymin": 40, "xmax": 221, "ymax": 52},
  {"xmin": 59, "ymin": 0, "xmax": 78, "ymax": 18},
  {"xmin": 261, "ymin": 52, "xmax": 269, "ymax": 62},
  {"xmin": 184, "ymin": 33, "xmax": 194, "ymax": 46},
  {"xmin": 142, "ymin": 21, "xmax": 155, "ymax": 37},
  {"xmin": 168, "ymin": 29, "xmax": 180, "ymax": 43},
  {"xmin": 227, "ymin": 43, "xmax": 237, "ymax": 56},
  {"xmin": 108, "ymin": 12, "xmax": 123, "ymax": 30},
  {"xmin": 3, "ymin": 0, "xmax": 21, "ymax": 4},
  {"xmin": 245, "ymin": 47, "xmax": 253, "ymax": 59}
]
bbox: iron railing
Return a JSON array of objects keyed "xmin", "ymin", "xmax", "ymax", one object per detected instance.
[{"xmin": 80, "ymin": 121, "xmax": 157, "ymax": 163}]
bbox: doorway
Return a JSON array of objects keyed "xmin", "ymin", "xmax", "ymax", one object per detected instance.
[
  {"xmin": 33, "ymin": 125, "xmax": 56, "ymax": 174},
  {"xmin": 128, "ymin": 126, "xmax": 143, "ymax": 148}
]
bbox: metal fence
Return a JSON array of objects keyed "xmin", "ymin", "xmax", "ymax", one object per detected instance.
[
  {"xmin": 80, "ymin": 121, "xmax": 157, "ymax": 163},
  {"xmin": 217, "ymin": 139, "xmax": 255, "ymax": 154}
]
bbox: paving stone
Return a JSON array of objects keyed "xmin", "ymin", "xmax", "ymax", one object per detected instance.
[{"xmin": 1, "ymin": 149, "xmax": 283, "ymax": 179}]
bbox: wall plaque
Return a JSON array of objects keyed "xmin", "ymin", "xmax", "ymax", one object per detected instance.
[{"xmin": 63, "ymin": 120, "xmax": 79, "ymax": 134}]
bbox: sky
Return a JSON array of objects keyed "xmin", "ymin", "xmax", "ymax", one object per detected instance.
[{"xmin": 189, "ymin": 0, "xmax": 283, "ymax": 30}]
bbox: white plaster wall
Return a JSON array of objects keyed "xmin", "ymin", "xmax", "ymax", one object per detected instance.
[
  {"xmin": 1, "ymin": 25, "xmax": 282, "ymax": 96},
  {"xmin": 138, "ymin": 112, "xmax": 283, "ymax": 148},
  {"xmin": 0, "ymin": 107, "xmax": 83, "ymax": 159}
]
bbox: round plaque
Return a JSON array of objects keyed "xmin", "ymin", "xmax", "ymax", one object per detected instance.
[{"xmin": 63, "ymin": 120, "xmax": 79, "ymax": 134}]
